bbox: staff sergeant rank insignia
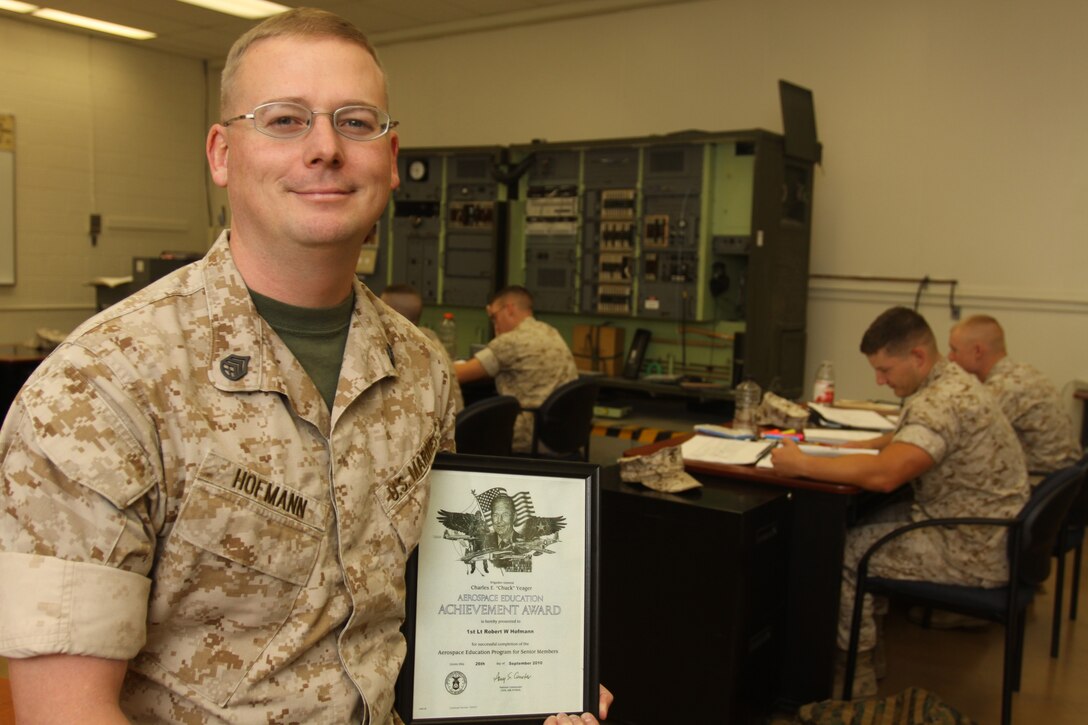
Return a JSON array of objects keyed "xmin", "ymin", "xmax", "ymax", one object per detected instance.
[{"xmin": 220, "ymin": 354, "xmax": 250, "ymax": 381}]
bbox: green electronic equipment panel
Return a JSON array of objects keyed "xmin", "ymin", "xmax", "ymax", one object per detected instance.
[
  {"xmin": 382, "ymin": 147, "xmax": 507, "ymax": 308},
  {"xmin": 387, "ymin": 130, "xmax": 814, "ymax": 397}
]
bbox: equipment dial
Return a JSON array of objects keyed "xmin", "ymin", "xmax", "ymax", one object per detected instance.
[{"xmin": 407, "ymin": 159, "xmax": 428, "ymax": 182}]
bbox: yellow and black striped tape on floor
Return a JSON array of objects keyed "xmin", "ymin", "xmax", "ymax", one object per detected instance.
[{"xmin": 591, "ymin": 422, "xmax": 688, "ymax": 445}]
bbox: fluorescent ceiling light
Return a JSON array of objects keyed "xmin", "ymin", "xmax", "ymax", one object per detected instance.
[
  {"xmin": 32, "ymin": 8, "xmax": 156, "ymax": 40},
  {"xmin": 175, "ymin": 0, "xmax": 290, "ymax": 20},
  {"xmin": 0, "ymin": 0, "xmax": 39, "ymax": 12}
]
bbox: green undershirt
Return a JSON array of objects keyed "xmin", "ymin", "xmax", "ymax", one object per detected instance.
[{"xmin": 249, "ymin": 289, "xmax": 353, "ymax": 412}]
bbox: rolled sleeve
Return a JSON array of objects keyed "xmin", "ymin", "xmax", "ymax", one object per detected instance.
[
  {"xmin": 894, "ymin": 422, "xmax": 947, "ymax": 464},
  {"xmin": 0, "ymin": 350, "xmax": 159, "ymax": 662},
  {"xmin": 474, "ymin": 346, "xmax": 501, "ymax": 378},
  {"xmin": 0, "ymin": 552, "xmax": 150, "ymax": 659}
]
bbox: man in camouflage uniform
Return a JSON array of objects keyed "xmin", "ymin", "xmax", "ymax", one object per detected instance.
[
  {"xmin": 381, "ymin": 283, "xmax": 464, "ymax": 413},
  {"xmin": 455, "ymin": 286, "xmax": 578, "ymax": 453},
  {"xmin": 0, "ymin": 10, "xmax": 612, "ymax": 725},
  {"xmin": 772, "ymin": 307, "xmax": 1029, "ymax": 697},
  {"xmin": 948, "ymin": 314, "xmax": 1081, "ymax": 475}
]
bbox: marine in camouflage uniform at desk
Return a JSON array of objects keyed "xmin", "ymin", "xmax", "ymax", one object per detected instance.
[
  {"xmin": 473, "ymin": 317, "xmax": 578, "ymax": 453},
  {"xmin": 948, "ymin": 314, "xmax": 1082, "ymax": 476},
  {"xmin": 839, "ymin": 358, "xmax": 1029, "ymax": 654},
  {"xmin": 0, "ymin": 234, "xmax": 457, "ymax": 724},
  {"xmin": 984, "ymin": 357, "xmax": 1080, "ymax": 474},
  {"xmin": 772, "ymin": 307, "xmax": 1033, "ymax": 692}
]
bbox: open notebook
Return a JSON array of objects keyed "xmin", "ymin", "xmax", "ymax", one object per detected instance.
[{"xmin": 680, "ymin": 434, "xmax": 777, "ymax": 466}]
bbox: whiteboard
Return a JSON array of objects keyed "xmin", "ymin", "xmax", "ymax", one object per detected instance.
[{"xmin": 0, "ymin": 147, "xmax": 12, "ymax": 285}]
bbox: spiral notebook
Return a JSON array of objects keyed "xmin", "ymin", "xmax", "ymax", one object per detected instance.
[{"xmin": 680, "ymin": 434, "xmax": 777, "ymax": 467}]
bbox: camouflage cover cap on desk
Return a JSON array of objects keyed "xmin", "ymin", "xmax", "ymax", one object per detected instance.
[
  {"xmin": 757, "ymin": 391, "xmax": 810, "ymax": 429},
  {"xmin": 617, "ymin": 445, "xmax": 702, "ymax": 493}
]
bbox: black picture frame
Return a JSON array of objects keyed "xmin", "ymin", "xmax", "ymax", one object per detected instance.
[{"xmin": 395, "ymin": 452, "xmax": 600, "ymax": 724}]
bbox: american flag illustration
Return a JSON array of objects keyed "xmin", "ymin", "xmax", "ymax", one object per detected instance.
[{"xmin": 473, "ymin": 487, "xmax": 536, "ymax": 527}]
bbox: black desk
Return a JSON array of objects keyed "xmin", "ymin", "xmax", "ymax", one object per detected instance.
[
  {"xmin": 0, "ymin": 344, "xmax": 46, "ymax": 420},
  {"xmin": 593, "ymin": 375, "xmax": 734, "ymax": 401},
  {"xmin": 599, "ymin": 466, "xmax": 790, "ymax": 724},
  {"xmin": 460, "ymin": 373, "xmax": 731, "ymax": 420},
  {"xmin": 593, "ymin": 376, "xmax": 736, "ymax": 421},
  {"xmin": 458, "ymin": 377, "xmax": 497, "ymax": 408},
  {"xmin": 615, "ymin": 436, "xmax": 884, "ymax": 713}
]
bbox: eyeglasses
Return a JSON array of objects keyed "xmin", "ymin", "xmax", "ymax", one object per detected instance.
[{"xmin": 222, "ymin": 102, "xmax": 399, "ymax": 142}]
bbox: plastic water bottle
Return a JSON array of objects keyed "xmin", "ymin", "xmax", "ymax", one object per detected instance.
[
  {"xmin": 438, "ymin": 312, "xmax": 457, "ymax": 359},
  {"xmin": 733, "ymin": 378, "xmax": 763, "ymax": 433},
  {"xmin": 813, "ymin": 360, "xmax": 835, "ymax": 404}
]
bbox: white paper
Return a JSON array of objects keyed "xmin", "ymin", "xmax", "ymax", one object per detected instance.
[
  {"xmin": 758, "ymin": 441, "xmax": 878, "ymax": 467},
  {"xmin": 681, "ymin": 435, "xmax": 776, "ymax": 466},
  {"xmin": 796, "ymin": 443, "xmax": 879, "ymax": 457},
  {"xmin": 802, "ymin": 427, "xmax": 882, "ymax": 445},
  {"xmin": 809, "ymin": 403, "xmax": 896, "ymax": 431}
]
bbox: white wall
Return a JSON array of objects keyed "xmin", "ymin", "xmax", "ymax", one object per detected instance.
[
  {"xmin": 2, "ymin": 0, "xmax": 1085, "ymax": 426},
  {"xmin": 0, "ymin": 17, "xmax": 209, "ymax": 343},
  {"xmin": 376, "ymin": 0, "xmax": 1088, "ymax": 413}
]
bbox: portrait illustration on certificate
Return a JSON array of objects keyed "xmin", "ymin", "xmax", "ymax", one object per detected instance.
[{"xmin": 437, "ymin": 487, "xmax": 567, "ymax": 574}]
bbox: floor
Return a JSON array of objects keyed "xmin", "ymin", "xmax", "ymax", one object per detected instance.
[
  {"xmin": 884, "ymin": 567, "xmax": 1087, "ymax": 724},
  {"xmin": 769, "ymin": 548, "xmax": 1088, "ymax": 725}
]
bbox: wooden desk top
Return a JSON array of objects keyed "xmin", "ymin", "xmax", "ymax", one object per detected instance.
[{"xmin": 622, "ymin": 433, "xmax": 862, "ymax": 496}]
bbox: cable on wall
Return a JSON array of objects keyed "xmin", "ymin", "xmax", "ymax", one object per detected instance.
[{"xmin": 809, "ymin": 273, "xmax": 961, "ymax": 319}]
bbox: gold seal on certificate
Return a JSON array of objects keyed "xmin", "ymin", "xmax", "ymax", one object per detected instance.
[{"xmin": 396, "ymin": 454, "xmax": 600, "ymax": 723}]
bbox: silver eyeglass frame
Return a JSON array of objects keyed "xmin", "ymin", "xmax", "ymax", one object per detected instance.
[{"xmin": 222, "ymin": 101, "xmax": 399, "ymax": 141}]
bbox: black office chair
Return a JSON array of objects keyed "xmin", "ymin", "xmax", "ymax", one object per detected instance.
[
  {"xmin": 1049, "ymin": 453, "xmax": 1088, "ymax": 658},
  {"xmin": 454, "ymin": 395, "xmax": 520, "ymax": 457},
  {"xmin": 842, "ymin": 463, "xmax": 1084, "ymax": 725},
  {"xmin": 524, "ymin": 377, "xmax": 599, "ymax": 461}
]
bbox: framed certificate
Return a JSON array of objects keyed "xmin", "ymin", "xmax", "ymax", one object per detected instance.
[{"xmin": 396, "ymin": 453, "xmax": 600, "ymax": 724}]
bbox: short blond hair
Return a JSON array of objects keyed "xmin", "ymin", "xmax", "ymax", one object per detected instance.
[
  {"xmin": 220, "ymin": 7, "xmax": 385, "ymax": 115},
  {"xmin": 954, "ymin": 314, "xmax": 1006, "ymax": 355}
]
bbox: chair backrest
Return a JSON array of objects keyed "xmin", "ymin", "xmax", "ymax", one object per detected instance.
[
  {"xmin": 1063, "ymin": 452, "xmax": 1088, "ymax": 527},
  {"xmin": 455, "ymin": 395, "xmax": 520, "ymax": 456},
  {"xmin": 531, "ymin": 377, "xmax": 599, "ymax": 459},
  {"xmin": 1016, "ymin": 463, "xmax": 1086, "ymax": 585}
]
